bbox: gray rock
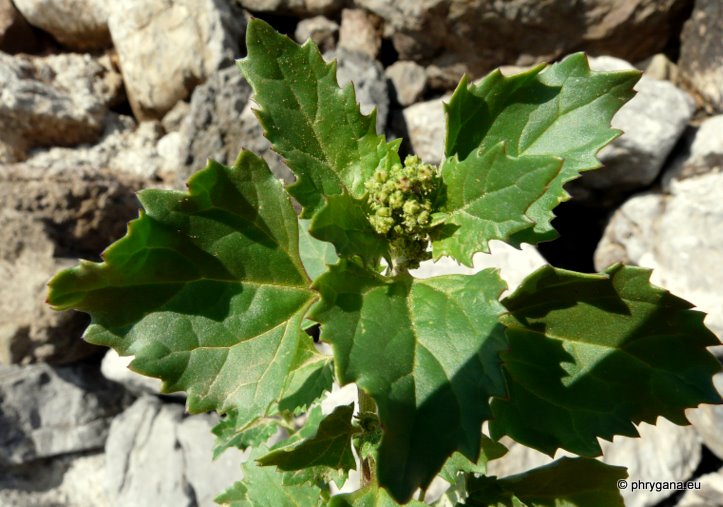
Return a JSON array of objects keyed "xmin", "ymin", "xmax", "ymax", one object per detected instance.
[
  {"xmin": 0, "ymin": 0, "xmax": 38, "ymax": 53},
  {"xmin": 677, "ymin": 467, "xmax": 723, "ymax": 507},
  {"xmin": 578, "ymin": 56, "xmax": 695, "ymax": 191},
  {"xmin": 680, "ymin": 0, "xmax": 723, "ymax": 113},
  {"xmin": 13, "ymin": 0, "xmax": 110, "ymax": 49},
  {"xmin": 686, "ymin": 373, "xmax": 723, "ymax": 460},
  {"xmin": 0, "ymin": 363, "xmax": 129, "ymax": 466},
  {"xmin": 594, "ymin": 171, "xmax": 723, "ymax": 341},
  {"xmin": 663, "ymin": 115, "xmax": 723, "ymax": 187},
  {"xmin": 601, "ymin": 419, "xmax": 702, "ymax": 507},
  {"xmin": 385, "ymin": 60, "xmax": 426, "ymax": 106},
  {"xmin": 295, "ymin": 15, "xmax": 338, "ymax": 53},
  {"xmin": 0, "ymin": 52, "xmax": 119, "ymax": 162},
  {"xmin": 237, "ymin": 0, "xmax": 344, "ymax": 15},
  {"xmin": 161, "ymin": 100, "xmax": 191, "ymax": 134},
  {"xmin": 108, "ymin": 0, "xmax": 245, "ymax": 120},
  {"xmin": 339, "ymin": 8, "xmax": 381, "ymax": 59},
  {"xmin": 401, "ymin": 96, "xmax": 446, "ymax": 164},
  {"xmin": 106, "ymin": 396, "xmax": 246, "ymax": 507}
]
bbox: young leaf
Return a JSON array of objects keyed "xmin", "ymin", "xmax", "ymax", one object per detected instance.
[
  {"xmin": 445, "ymin": 54, "xmax": 640, "ymax": 243},
  {"xmin": 47, "ymin": 152, "xmax": 319, "ymax": 426},
  {"xmin": 299, "ymin": 218, "xmax": 339, "ymax": 281},
  {"xmin": 465, "ymin": 457, "xmax": 627, "ymax": 507},
  {"xmin": 328, "ymin": 484, "xmax": 428, "ymax": 507},
  {"xmin": 490, "ymin": 264, "xmax": 722, "ymax": 456},
  {"xmin": 212, "ymin": 410, "xmax": 279, "ymax": 457},
  {"xmin": 238, "ymin": 18, "xmax": 399, "ymax": 219},
  {"xmin": 439, "ymin": 435, "xmax": 508, "ymax": 484},
  {"xmin": 258, "ymin": 404, "xmax": 359, "ymax": 472},
  {"xmin": 310, "ymin": 262, "xmax": 508, "ymax": 503},
  {"xmin": 431, "ymin": 142, "xmax": 561, "ymax": 266}
]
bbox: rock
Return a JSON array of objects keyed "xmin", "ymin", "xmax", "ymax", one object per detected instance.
[
  {"xmin": 594, "ymin": 171, "xmax": 723, "ymax": 341},
  {"xmin": 412, "ymin": 240, "xmax": 547, "ymax": 294},
  {"xmin": 236, "ymin": 102, "xmax": 293, "ymax": 185},
  {"xmin": 576, "ymin": 56, "xmax": 695, "ymax": 192},
  {"xmin": 161, "ymin": 100, "xmax": 191, "ymax": 134},
  {"xmin": 663, "ymin": 115, "xmax": 723, "ymax": 186},
  {"xmin": 602, "ymin": 419, "xmax": 702, "ymax": 507},
  {"xmin": 402, "ymin": 96, "xmax": 445, "ymax": 164},
  {"xmin": 485, "ymin": 437, "xmax": 558, "ymax": 478},
  {"xmin": 0, "ymin": 0, "xmax": 39, "ymax": 53},
  {"xmin": 677, "ymin": 467, "xmax": 723, "ymax": 507},
  {"xmin": 644, "ymin": 53, "xmax": 680, "ymax": 83},
  {"xmin": 354, "ymin": 0, "xmax": 693, "ymax": 90},
  {"xmin": 108, "ymin": 0, "xmax": 245, "ymax": 120},
  {"xmin": 13, "ymin": 0, "xmax": 110, "ymax": 49},
  {"xmin": 0, "ymin": 363, "xmax": 129, "ymax": 466},
  {"xmin": 295, "ymin": 15, "xmax": 338, "ymax": 53},
  {"xmin": 0, "ymin": 162, "xmax": 145, "ymax": 364},
  {"xmin": 0, "ymin": 452, "xmax": 110, "ymax": 507},
  {"xmin": 327, "ymin": 48, "xmax": 389, "ymax": 134},
  {"xmin": 680, "ymin": 0, "xmax": 723, "ymax": 112},
  {"xmin": 100, "ymin": 349, "xmax": 186, "ymax": 399},
  {"xmin": 385, "ymin": 60, "xmax": 426, "ymax": 106},
  {"xmin": 106, "ymin": 396, "xmax": 246, "ymax": 507},
  {"xmin": 686, "ymin": 373, "xmax": 723, "ymax": 460},
  {"xmin": 339, "ymin": 8, "xmax": 382, "ymax": 59},
  {"xmin": 0, "ymin": 52, "xmax": 119, "ymax": 162},
  {"xmin": 237, "ymin": 0, "xmax": 344, "ymax": 15}
]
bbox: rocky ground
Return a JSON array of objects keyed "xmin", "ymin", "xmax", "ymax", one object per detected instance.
[{"xmin": 0, "ymin": 0, "xmax": 721, "ymax": 506}]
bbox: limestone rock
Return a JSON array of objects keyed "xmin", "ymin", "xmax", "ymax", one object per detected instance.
[
  {"xmin": 0, "ymin": 363, "xmax": 129, "ymax": 466},
  {"xmin": 686, "ymin": 373, "xmax": 723, "ymax": 461},
  {"xmin": 402, "ymin": 96, "xmax": 445, "ymax": 164},
  {"xmin": 339, "ymin": 8, "xmax": 381, "ymax": 59},
  {"xmin": 663, "ymin": 114, "xmax": 723, "ymax": 186},
  {"xmin": 677, "ymin": 467, "xmax": 723, "ymax": 507},
  {"xmin": 108, "ymin": 0, "xmax": 245, "ymax": 120},
  {"xmin": 680, "ymin": 0, "xmax": 723, "ymax": 112},
  {"xmin": 385, "ymin": 60, "xmax": 426, "ymax": 106},
  {"xmin": 0, "ymin": 0, "xmax": 38, "ymax": 53},
  {"xmin": 0, "ymin": 52, "xmax": 119, "ymax": 162},
  {"xmin": 13, "ymin": 0, "xmax": 110, "ymax": 49},
  {"xmin": 237, "ymin": 0, "xmax": 344, "ymax": 15},
  {"xmin": 295, "ymin": 15, "xmax": 338, "ymax": 53}
]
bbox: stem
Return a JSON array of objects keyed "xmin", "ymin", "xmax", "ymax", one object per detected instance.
[{"xmin": 358, "ymin": 386, "xmax": 376, "ymax": 488}]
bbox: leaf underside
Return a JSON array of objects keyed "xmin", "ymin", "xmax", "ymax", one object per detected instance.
[
  {"xmin": 445, "ymin": 54, "xmax": 640, "ymax": 244},
  {"xmin": 310, "ymin": 262, "xmax": 508, "ymax": 502},
  {"xmin": 491, "ymin": 264, "xmax": 722, "ymax": 456},
  {"xmin": 47, "ymin": 152, "xmax": 329, "ymax": 426}
]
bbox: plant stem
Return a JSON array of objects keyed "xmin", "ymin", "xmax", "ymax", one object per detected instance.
[{"xmin": 358, "ymin": 386, "xmax": 376, "ymax": 488}]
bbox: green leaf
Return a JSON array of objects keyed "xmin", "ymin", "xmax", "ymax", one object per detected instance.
[
  {"xmin": 310, "ymin": 262, "xmax": 508, "ymax": 503},
  {"xmin": 465, "ymin": 457, "xmax": 627, "ymax": 507},
  {"xmin": 328, "ymin": 484, "xmax": 428, "ymax": 507},
  {"xmin": 445, "ymin": 54, "xmax": 640, "ymax": 243},
  {"xmin": 212, "ymin": 410, "xmax": 279, "ymax": 457},
  {"xmin": 258, "ymin": 404, "xmax": 358, "ymax": 472},
  {"xmin": 299, "ymin": 218, "xmax": 339, "ymax": 281},
  {"xmin": 431, "ymin": 142, "xmax": 561, "ymax": 266},
  {"xmin": 48, "ymin": 152, "xmax": 317, "ymax": 425},
  {"xmin": 277, "ymin": 335, "xmax": 334, "ymax": 414},
  {"xmin": 490, "ymin": 264, "xmax": 722, "ymax": 456},
  {"xmin": 238, "ymin": 18, "xmax": 399, "ymax": 218},
  {"xmin": 439, "ymin": 435, "xmax": 508, "ymax": 483}
]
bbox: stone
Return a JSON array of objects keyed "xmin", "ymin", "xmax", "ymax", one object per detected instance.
[
  {"xmin": 644, "ymin": 53, "xmax": 680, "ymax": 83},
  {"xmin": 0, "ymin": 363, "xmax": 129, "ymax": 466},
  {"xmin": 578, "ymin": 56, "xmax": 695, "ymax": 191},
  {"xmin": 237, "ymin": 0, "xmax": 344, "ymax": 15},
  {"xmin": 327, "ymin": 48, "xmax": 389, "ymax": 134},
  {"xmin": 106, "ymin": 396, "xmax": 246, "ymax": 507},
  {"xmin": 338, "ymin": 8, "xmax": 381, "ymax": 59},
  {"xmin": 385, "ymin": 60, "xmax": 426, "ymax": 106},
  {"xmin": 0, "ymin": 0, "xmax": 38, "ymax": 53},
  {"xmin": 601, "ymin": 419, "xmax": 702, "ymax": 507},
  {"xmin": 100, "ymin": 349, "xmax": 165, "ymax": 397},
  {"xmin": 161, "ymin": 100, "xmax": 191, "ymax": 134},
  {"xmin": 680, "ymin": 0, "xmax": 723, "ymax": 113},
  {"xmin": 594, "ymin": 171, "xmax": 723, "ymax": 341},
  {"xmin": 107, "ymin": 0, "xmax": 245, "ymax": 120},
  {"xmin": 401, "ymin": 96, "xmax": 446, "ymax": 164},
  {"xmin": 13, "ymin": 0, "xmax": 110, "ymax": 49},
  {"xmin": 677, "ymin": 467, "xmax": 723, "ymax": 507},
  {"xmin": 354, "ymin": 0, "xmax": 693, "ymax": 90},
  {"xmin": 686, "ymin": 373, "xmax": 723, "ymax": 460},
  {"xmin": 663, "ymin": 114, "xmax": 723, "ymax": 186},
  {"xmin": 0, "ymin": 52, "xmax": 119, "ymax": 162},
  {"xmin": 295, "ymin": 15, "xmax": 338, "ymax": 53}
]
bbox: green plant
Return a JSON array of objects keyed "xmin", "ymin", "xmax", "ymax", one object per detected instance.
[{"xmin": 48, "ymin": 19, "xmax": 721, "ymax": 506}]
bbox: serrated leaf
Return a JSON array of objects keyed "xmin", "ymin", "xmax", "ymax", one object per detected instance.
[
  {"xmin": 439, "ymin": 435, "xmax": 508, "ymax": 483},
  {"xmin": 310, "ymin": 262, "xmax": 508, "ymax": 503},
  {"xmin": 278, "ymin": 336, "xmax": 334, "ymax": 414},
  {"xmin": 465, "ymin": 457, "xmax": 627, "ymax": 507},
  {"xmin": 445, "ymin": 54, "xmax": 640, "ymax": 243},
  {"xmin": 490, "ymin": 264, "xmax": 722, "ymax": 456},
  {"xmin": 212, "ymin": 410, "xmax": 279, "ymax": 457},
  {"xmin": 299, "ymin": 218, "xmax": 339, "ymax": 281},
  {"xmin": 48, "ymin": 152, "xmax": 317, "ymax": 425},
  {"xmin": 258, "ymin": 404, "xmax": 358, "ymax": 472},
  {"xmin": 432, "ymin": 142, "xmax": 561, "ymax": 266},
  {"xmin": 238, "ymin": 18, "xmax": 399, "ymax": 220},
  {"xmin": 328, "ymin": 484, "xmax": 428, "ymax": 507}
]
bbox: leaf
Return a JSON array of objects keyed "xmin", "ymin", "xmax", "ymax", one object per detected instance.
[
  {"xmin": 258, "ymin": 404, "xmax": 359, "ymax": 472},
  {"xmin": 445, "ymin": 54, "xmax": 640, "ymax": 243},
  {"xmin": 238, "ymin": 18, "xmax": 399, "ymax": 218},
  {"xmin": 299, "ymin": 218, "xmax": 339, "ymax": 281},
  {"xmin": 439, "ymin": 435, "xmax": 508, "ymax": 483},
  {"xmin": 212, "ymin": 410, "xmax": 279, "ymax": 457},
  {"xmin": 328, "ymin": 484, "xmax": 428, "ymax": 507},
  {"xmin": 431, "ymin": 142, "xmax": 561, "ymax": 266},
  {"xmin": 48, "ymin": 152, "xmax": 318, "ymax": 425},
  {"xmin": 310, "ymin": 262, "xmax": 508, "ymax": 503},
  {"xmin": 490, "ymin": 264, "xmax": 722, "ymax": 456},
  {"xmin": 465, "ymin": 457, "xmax": 627, "ymax": 507},
  {"xmin": 277, "ymin": 335, "xmax": 334, "ymax": 414}
]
